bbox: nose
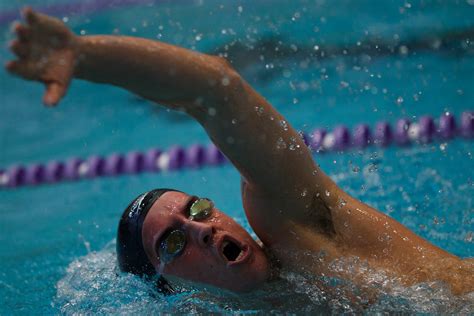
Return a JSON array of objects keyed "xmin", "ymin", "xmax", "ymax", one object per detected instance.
[{"xmin": 184, "ymin": 220, "xmax": 214, "ymax": 247}]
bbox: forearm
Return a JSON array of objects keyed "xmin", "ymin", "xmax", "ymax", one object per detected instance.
[
  {"xmin": 74, "ymin": 34, "xmax": 329, "ymax": 200},
  {"xmin": 74, "ymin": 35, "xmax": 230, "ymax": 112}
]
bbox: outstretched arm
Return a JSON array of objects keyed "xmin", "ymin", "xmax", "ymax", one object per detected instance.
[{"xmin": 6, "ymin": 8, "xmax": 331, "ymax": 216}]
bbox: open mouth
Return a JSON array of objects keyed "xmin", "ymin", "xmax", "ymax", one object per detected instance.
[
  {"xmin": 222, "ymin": 240, "xmax": 243, "ymax": 261},
  {"xmin": 219, "ymin": 237, "xmax": 250, "ymax": 265}
]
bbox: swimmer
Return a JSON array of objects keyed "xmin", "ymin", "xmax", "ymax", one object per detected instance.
[{"xmin": 6, "ymin": 8, "xmax": 473, "ymax": 298}]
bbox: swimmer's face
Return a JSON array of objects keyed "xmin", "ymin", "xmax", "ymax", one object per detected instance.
[{"xmin": 141, "ymin": 191, "xmax": 270, "ymax": 292}]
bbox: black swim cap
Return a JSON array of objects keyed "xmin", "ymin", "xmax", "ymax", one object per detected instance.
[{"xmin": 117, "ymin": 188, "xmax": 179, "ymax": 294}]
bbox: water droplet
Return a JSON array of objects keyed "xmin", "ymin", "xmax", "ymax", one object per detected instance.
[
  {"xmin": 301, "ymin": 188, "xmax": 308, "ymax": 197},
  {"xmin": 368, "ymin": 163, "xmax": 378, "ymax": 173},
  {"xmin": 208, "ymin": 107, "xmax": 217, "ymax": 116},
  {"xmin": 343, "ymin": 221, "xmax": 349, "ymax": 228},
  {"xmin": 254, "ymin": 106, "xmax": 264, "ymax": 115},
  {"xmin": 396, "ymin": 96, "xmax": 404, "ymax": 105},
  {"xmin": 221, "ymin": 77, "xmax": 230, "ymax": 86},
  {"xmin": 231, "ymin": 118, "xmax": 237, "ymax": 124},
  {"xmin": 279, "ymin": 120, "xmax": 288, "ymax": 131},
  {"xmin": 312, "ymin": 169, "xmax": 318, "ymax": 175},
  {"xmin": 340, "ymin": 81, "xmax": 349, "ymax": 88},
  {"xmin": 399, "ymin": 45, "xmax": 408, "ymax": 55},
  {"xmin": 325, "ymin": 190, "xmax": 330, "ymax": 197},
  {"xmin": 464, "ymin": 232, "xmax": 473, "ymax": 243},
  {"xmin": 276, "ymin": 137, "xmax": 287, "ymax": 149},
  {"xmin": 158, "ymin": 261, "xmax": 166, "ymax": 274},
  {"xmin": 338, "ymin": 198, "xmax": 347, "ymax": 208},
  {"xmin": 352, "ymin": 166, "xmax": 360, "ymax": 173}
]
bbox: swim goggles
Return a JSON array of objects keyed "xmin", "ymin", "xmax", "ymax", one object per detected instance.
[{"xmin": 157, "ymin": 197, "xmax": 214, "ymax": 263}]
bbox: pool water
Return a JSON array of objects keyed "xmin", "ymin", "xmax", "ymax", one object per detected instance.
[{"xmin": 1, "ymin": 0, "xmax": 473, "ymax": 314}]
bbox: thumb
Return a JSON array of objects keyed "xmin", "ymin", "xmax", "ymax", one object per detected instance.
[{"xmin": 43, "ymin": 81, "xmax": 65, "ymax": 107}]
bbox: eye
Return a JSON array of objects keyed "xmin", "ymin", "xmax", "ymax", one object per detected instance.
[
  {"xmin": 189, "ymin": 198, "xmax": 214, "ymax": 221},
  {"xmin": 157, "ymin": 229, "xmax": 186, "ymax": 263}
]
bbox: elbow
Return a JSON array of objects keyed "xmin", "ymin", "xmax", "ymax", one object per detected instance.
[{"xmin": 212, "ymin": 55, "xmax": 245, "ymax": 95}]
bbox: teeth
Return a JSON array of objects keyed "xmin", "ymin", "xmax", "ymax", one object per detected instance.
[{"xmin": 235, "ymin": 250, "xmax": 243, "ymax": 261}]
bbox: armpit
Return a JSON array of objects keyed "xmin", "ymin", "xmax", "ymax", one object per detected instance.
[{"xmin": 307, "ymin": 194, "xmax": 336, "ymax": 236}]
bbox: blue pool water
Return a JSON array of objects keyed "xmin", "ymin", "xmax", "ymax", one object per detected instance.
[{"xmin": 1, "ymin": 0, "xmax": 473, "ymax": 313}]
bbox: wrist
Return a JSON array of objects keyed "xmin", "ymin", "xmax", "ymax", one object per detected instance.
[{"xmin": 73, "ymin": 36, "xmax": 89, "ymax": 79}]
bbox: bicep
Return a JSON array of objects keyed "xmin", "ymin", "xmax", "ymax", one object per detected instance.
[{"xmin": 194, "ymin": 72, "xmax": 322, "ymax": 198}]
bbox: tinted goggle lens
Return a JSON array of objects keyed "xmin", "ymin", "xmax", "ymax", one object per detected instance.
[
  {"xmin": 159, "ymin": 230, "xmax": 186, "ymax": 263},
  {"xmin": 158, "ymin": 198, "xmax": 214, "ymax": 263},
  {"xmin": 189, "ymin": 198, "xmax": 213, "ymax": 220}
]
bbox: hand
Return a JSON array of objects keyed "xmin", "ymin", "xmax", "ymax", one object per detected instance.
[{"xmin": 5, "ymin": 7, "xmax": 77, "ymax": 106}]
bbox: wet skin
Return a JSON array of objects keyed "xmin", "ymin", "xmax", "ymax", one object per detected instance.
[
  {"xmin": 141, "ymin": 191, "xmax": 270, "ymax": 292},
  {"xmin": 6, "ymin": 8, "xmax": 473, "ymax": 296}
]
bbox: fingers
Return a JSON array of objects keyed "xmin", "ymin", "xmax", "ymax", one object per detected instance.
[
  {"xmin": 5, "ymin": 60, "xmax": 67, "ymax": 106},
  {"xmin": 21, "ymin": 7, "xmax": 70, "ymax": 40},
  {"xmin": 5, "ymin": 60, "xmax": 35, "ymax": 79},
  {"xmin": 22, "ymin": 7, "xmax": 37, "ymax": 26},
  {"xmin": 12, "ymin": 22, "xmax": 31, "ymax": 41},
  {"xmin": 9, "ymin": 40, "xmax": 29, "ymax": 58},
  {"xmin": 9, "ymin": 23, "xmax": 32, "ymax": 59},
  {"xmin": 43, "ymin": 82, "xmax": 64, "ymax": 106}
]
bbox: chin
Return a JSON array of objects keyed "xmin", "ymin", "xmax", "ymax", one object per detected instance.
[{"xmin": 229, "ymin": 252, "xmax": 271, "ymax": 293}]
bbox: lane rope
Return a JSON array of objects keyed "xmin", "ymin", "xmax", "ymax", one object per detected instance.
[{"xmin": 1, "ymin": 111, "xmax": 472, "ymax": 189}]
